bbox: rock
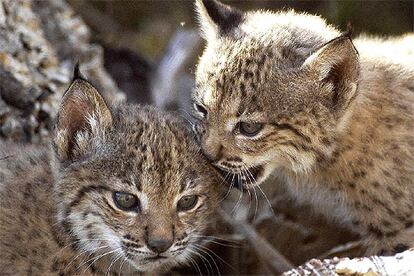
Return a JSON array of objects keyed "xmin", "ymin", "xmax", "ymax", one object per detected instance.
[
  {"xmin": 283, "ymin": 249, "xmax": 414, "ymax": 275},
  {"xmin": 0, "ymin": 0, "xmax": 125, "ymax": 143}
]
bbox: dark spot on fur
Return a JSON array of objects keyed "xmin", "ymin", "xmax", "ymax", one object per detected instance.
[
  {"xmin": 386, "ymin": 186, "xmax": 403, "ymax": 200},
  {"xmin": 381, "ymin": 220, "xmax": 392, "ymax": 227},
  {"xmin": 61, "ymin": 219, "xmax": 73, "ymax": 236},
  {"xmin": 51, "ymin": 227, "xmax": 65, "ymax": 248},
  {"xmin": 21, "ymin": 204, "xmax": 30, "ymax": 212},
  {"xmin": 391, "ymin": 144, "xmax": 399, "ymax": 150},
  {"xmin": 15, "ymin": 163, "xmax": 24, "ymax": 172},
  {"xmin": 372, "ymin": 181, "xmax": 380, "ymax": 188},
  {"xmin": 243, "ymin": 71, "xmax": 254, "ymax": 79},
  {"xmin": 368, "ymin": 225, "xmax": 384, "ymax": 238},
  {"xmin": 52, "ymin": 259, "xmax": 60, "ymax": 272},
  {"xmin": 321, "ymin": 137, "xmax": 331, "ymax": 146},
  {"xmin": 29, "ymin": 157, "xmax": 37, "ymax": 165},
  {"xmin": 371, "ymin": 197, "xmax": 387, "ymax": 208},
  {"xmin": 393, "ymin": 157, "xmax": 403, "ymax": 166},
  {"xmin": 257, "ymin": 54, "xmax": 266, "ymax": 67},
  {"xmin": 363, "ymin": 204, "xmax": 372, "ymax": 212},
  {"xmin": 393, "ymin": 244, "xmax": 409, "ymax": 254},
  {"xmin": 385, "ymin": 206, "xmax": 396, "ymax": 216},
  {"xmin": 397, "ymin": 215, "xmax": 408, "ymax": 223},
  {"xmin": 240, "ymin": 83, "xmax": 246, "ymax": 95},
  {"xmin": 23, "ymin": 185, "xmax": 32, "ymax": 199},
  {"xmin": 267, "ymin": 50, "xmax": 274, "ymax": 58},
  {"xmin": 383, "ymin": 170, "xmax": 391, "ymax": 177},
  {"xmin": 354, "ymin": 202, "xmax": 362, "ymax": 209},
  {"xmin": 353, "ymin": 171, "xmax": 367, "ymax": 178},
  {"xmin": 89, "ymin": 263, "xmax": 97, "ymax": 273}
]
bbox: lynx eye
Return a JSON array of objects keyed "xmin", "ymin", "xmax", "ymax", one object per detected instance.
[
  {"xmin": 177, "ymin": 195, "xmax": 198, "ymax": 212},
  {"xmin": 194, "ymin": 103, "xmax": 208, "ymax": 118},
  {"xmin": 113, "ymin": 192, "xmax": 140, "ymax": 211},
  {"xmin": 238, "ymin": 122, "xmax": 263, "ymax": 137}
]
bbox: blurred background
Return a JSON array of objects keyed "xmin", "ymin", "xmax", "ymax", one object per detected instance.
[
  {"xmin": 70, "ymin": 1, "xmax": 414, "ymax": 57},
  {"xmin": 66, "ymin": 1, "xmax": 413, "ymax": 274}
]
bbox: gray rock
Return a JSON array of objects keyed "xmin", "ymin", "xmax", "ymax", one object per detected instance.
[{"xmin": 0, "ymin": 0, "xmax": 125, "ymax": 142}]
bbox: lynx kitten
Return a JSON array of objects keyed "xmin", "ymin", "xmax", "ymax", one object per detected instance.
[
  {"xmin": 0, "ymin": 70, "xmax": 221, "ymax": 274},
  {"xmin": 193, "ymin": 0, "xmax": 414, "ymax": 255}
]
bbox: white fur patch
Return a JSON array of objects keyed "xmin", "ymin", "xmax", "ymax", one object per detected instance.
[{"xmin": 139, "ymin": 192, "xmax": 149, "ymax": 211}]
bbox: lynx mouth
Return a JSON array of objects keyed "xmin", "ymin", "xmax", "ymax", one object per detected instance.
[
  {"xmin": 215, "ymin": 165, "xmax": 264, "ymax": 191},
  {"xmin": 142, "ymin": 255, "xmax": 168, "ymax": 261}
]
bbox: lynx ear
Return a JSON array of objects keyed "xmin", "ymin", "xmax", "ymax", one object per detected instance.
[
  {"xmin": 54, "ymin": 69, "xmax": 113, "ymax": 161},
  {"xmin": 195, "ymin": 0, "xmax": 243, "ymax": 39},
  {"xmin": 302, "ymin": 35, "xmax": 360, "ymax": 115}
]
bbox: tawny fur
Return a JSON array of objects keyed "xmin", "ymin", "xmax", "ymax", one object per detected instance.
[
  {"xmin": 193, "ymin": 0, "xmax": 414, "ymax": 255},
  {"xmin": 0, "ymin": 77, "xmax": 221, "ymax": 275}
]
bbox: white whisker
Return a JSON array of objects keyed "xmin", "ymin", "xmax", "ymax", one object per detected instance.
[
  {"xmin": 189, "ymin": 245, "xmax": 220, "ymax": 276},
  {"xmin": 219, "ymin": 171, "xmax": 233, "ymax": 202},
  {"xmin": 256, "ymin": 183, "xmax": 275, "ymax": 216},
  {"xmin": 242, "ymin": 164, "xmax": 259, "ymax": 220},
  {"xmin": 80, "ymin": 248, "xmax": 121, "ymax": 274},
  {"xmin": 117, "ymin": 256, "xmax": 128, "ymax": 276},
  {"xmin": 187, "ymin": 247, "xmax": 213, "ymax": 275},
  {"xmin": 64, "ymin": 244, "xmax": 109, "ymax": 272},
  {"xmin": 231, "ymin": 173, "xmax": 244, "ymax": 215},
  {"xmin": 106, "ymin": 251, "xmax": 124, "ymax": 275}
]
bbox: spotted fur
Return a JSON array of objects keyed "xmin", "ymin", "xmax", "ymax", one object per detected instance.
[
  {"xmin": 0, "ymin": 76, "xmax": 221, "ymax": 274},
  {"xmin": 193, "ymin": 0, "xmax": 414, "ymax": 255}
]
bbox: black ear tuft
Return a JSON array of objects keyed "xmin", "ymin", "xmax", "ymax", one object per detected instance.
[
  {"xmin": 345, "ymin": 22, "xmax": 354, "ymax": 39},
  {"xmin": 343, "ymin": 23, "xmax": 359, "ymax": 55},
  {"xmin": 198, "ymin": 0, "xmax": 243, "ymax": 35},
  {"xmin": 72, "ymin": 62, "xmax": 87, "ymax": 82}
]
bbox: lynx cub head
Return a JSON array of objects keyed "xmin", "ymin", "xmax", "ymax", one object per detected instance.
[
  {"xmin": 54, "ymin": 71, "xmax": 221, "ymax": 272},
  {"xmin": 193, "ymin": 0, "xmax": 359, "ymax": 189}
]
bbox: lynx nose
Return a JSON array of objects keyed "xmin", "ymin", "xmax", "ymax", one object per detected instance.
[
  {"xmin": 146, "ymin": 238, "xmax": 173, "ymax": 254},
  {"xmin": 201, "ymin": 134, "xmax": 223, "ymax": 162}
]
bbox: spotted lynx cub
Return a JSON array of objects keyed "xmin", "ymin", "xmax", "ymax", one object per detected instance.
[
  {"xmin": 0, "ymin": 70, "xmax": 221, "ymax": 274},
  {"xmin": 193, "ymin": 0, "xmax": 414, "ymax": 255}
]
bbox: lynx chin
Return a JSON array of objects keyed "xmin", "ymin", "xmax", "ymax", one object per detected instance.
[
  {"xmin": 193, "ymin": 0, "xmax": 414, "ymax": 255},
  {"xmin": 0, "ymin": 68, "xmax": 221, "ymax": 274}
]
